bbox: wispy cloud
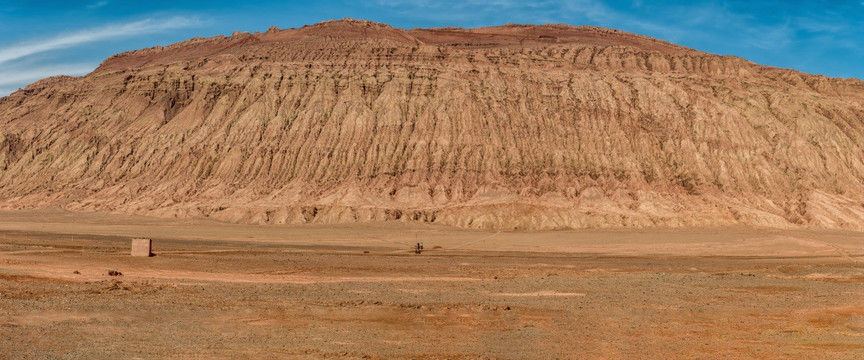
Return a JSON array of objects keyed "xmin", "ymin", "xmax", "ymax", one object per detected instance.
[
  {"xmin": 743, "ymin": 23, "xmax": 793, "ymax": 50},
  {"xmin": 87, "ymin": 1, "xmax": 109, "ymax": 10},
  {"xmin": 560, "ymin": 0, "xmax": 615, "ymax": 23},
  {"xmin": 0, "ymin": 16, "xmax": 200, "ymax": 65},
  {"xmin": 795, "ymin": 16, "xmax": 848, "ymax": 34},
  {"xmin": 0, "ymin": 16, "xmax": 202, "ymax": 97},
  {"xmin": 0, "ymin": 63, "xmax": 97, "ymax": 88},
  {"xmin": 371, "ymin": 0, "xmax": 560, "ymax": 26}
]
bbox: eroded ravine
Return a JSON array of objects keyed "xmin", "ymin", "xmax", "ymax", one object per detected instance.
[{"xmin": 2, "ymin": 19, "xmax": 864, "ymax": 230}]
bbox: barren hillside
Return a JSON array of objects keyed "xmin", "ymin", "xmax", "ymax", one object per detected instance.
[{"xmin": 2, "ymin": 18, "xmax": 864, "ymax": 230}]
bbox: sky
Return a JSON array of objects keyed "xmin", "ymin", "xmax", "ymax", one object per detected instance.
[{"xmin": 1, "ymin": 0, "xmax": 863, "ymax": 96}]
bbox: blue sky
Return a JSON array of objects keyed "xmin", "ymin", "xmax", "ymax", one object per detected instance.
[{"xmin": 1, "ymin": 0, "xmax": 863, "ymax": 96}]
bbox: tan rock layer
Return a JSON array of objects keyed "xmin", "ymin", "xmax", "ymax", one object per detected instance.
[{"xmin": 2, "ymin": 19, "xmax": 864, "ymax": 230}]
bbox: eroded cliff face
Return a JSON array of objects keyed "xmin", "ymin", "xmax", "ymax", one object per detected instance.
[{"xmin": 2, "ymin": 19, "xmax": 864, "ymax": 229}]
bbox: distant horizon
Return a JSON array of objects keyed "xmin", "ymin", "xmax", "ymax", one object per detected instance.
[{"xmin": 1, "ymin": 0, "xmax": 863, "ymax": 96}]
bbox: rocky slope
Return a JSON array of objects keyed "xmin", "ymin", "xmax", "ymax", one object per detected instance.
[{"xmin": 2, "ymin": 19, "xmax": 864, "ymax": 230}]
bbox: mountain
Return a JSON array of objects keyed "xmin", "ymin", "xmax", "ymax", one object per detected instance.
[{"xmin": 2, "ymin": 18, "xmax": 864, "ymax": 230}]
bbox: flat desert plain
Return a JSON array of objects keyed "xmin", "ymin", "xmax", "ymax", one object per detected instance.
[{"xmin": 1, "ymin": 210, "xmax": 863, "ymax": 359}]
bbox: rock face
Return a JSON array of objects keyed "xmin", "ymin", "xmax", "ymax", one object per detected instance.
[{"xmin": 2, "ymin": 19, "xmax": 864, "ymax": 230}]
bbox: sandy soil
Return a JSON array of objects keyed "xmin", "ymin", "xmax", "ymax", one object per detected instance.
[{"xmin": 1, "ymin": 210, "xmax": 863, "ymax": 359}]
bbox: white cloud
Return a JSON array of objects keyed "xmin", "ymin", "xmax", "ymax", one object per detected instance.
[
  {"xmin": 743, "ymin": 22, "xmax": 793, "ymax": 50},
  {"xmin": 795, "ymin": 17, "xmax": 847, "ymax": 33},
  {"xmin": 0, "ymin": 63, "xmax": 97, "ymax": 87},
  {"xmin": 0, "ymin": 63, "xmax": 98, "ymax": 96},
  {"xmin": 561, "ymin": 0, "xmax": 614, "ymax": 23},
  {"xmin": 0, "ymin": 16, "xmax": 200, "ymax": 65},
  {"xmin": 0, "ymin": 16, "xmax": 202, "ymax": 97},
  {"xmin": 87, "ymin": 1, "xmax": 109, "ymax": 9}
]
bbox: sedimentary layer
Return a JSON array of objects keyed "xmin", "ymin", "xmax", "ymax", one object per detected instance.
[{"xmin": 2, "ymin": 19, "xmax": 864, "ymax": 230}]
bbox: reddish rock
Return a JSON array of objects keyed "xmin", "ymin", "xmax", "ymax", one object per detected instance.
[{"xmin": 2, "ymin": 19, "xmax": 864, "ymax": 230}]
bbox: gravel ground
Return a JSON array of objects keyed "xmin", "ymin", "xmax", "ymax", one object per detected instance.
[{"xmin": 1, "ymin": 228, "xmax": 863, "ymax": 359}]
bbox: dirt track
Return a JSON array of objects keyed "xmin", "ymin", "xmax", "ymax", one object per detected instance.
[{"xmin": 1, "ymin": 211, "xmax": 863, "ymax": 359}]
